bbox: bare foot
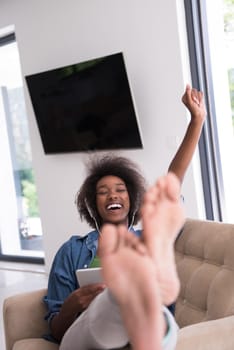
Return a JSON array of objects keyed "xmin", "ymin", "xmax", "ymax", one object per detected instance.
[
  {"xmin": 99, "ymin": 224, "xmax": 164, "ymax": 350},
  {"xmin": 141, "ymin": 172, "xmax": 185, "ymax": 305}
]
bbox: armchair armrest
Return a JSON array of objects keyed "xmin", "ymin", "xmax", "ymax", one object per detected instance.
[
  {"xmin": 3, "ymin": 288, "xmax": 49, "ymax": 350},
  {"xmin": 176, "ymin": 316, "xmax": 234, "ymax": 350}
]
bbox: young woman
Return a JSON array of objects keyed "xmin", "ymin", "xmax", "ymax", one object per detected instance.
[
  {"xmin": 60, "ymin": 172, "xmax": 185, "ymax": 350},
  {"xmin": 43, "ymin": 85, "xmax": 206, "ymax": 348}
]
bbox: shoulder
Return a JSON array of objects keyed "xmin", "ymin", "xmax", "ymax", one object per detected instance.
[
  {"xmin": 51, "ymin": 230, "xmax": 98, "ymax": 269},
  {"xmin": 57, "ymin": 230, "xmax": 99, "ymax": 252},
  {"xmin": 56, "ymin": 235, "xmax": 82, "ymax": 252}
]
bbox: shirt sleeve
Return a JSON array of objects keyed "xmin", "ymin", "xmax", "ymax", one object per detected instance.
[{"xmin": 43, "ymin": 238, "xmax": 79, "ymax": 321}]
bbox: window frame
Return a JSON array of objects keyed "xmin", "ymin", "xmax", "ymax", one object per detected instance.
[
  {"xmin": 184, "ymin": 0, "xmax": 226, "ymax": 221},
  {"xmin": 0, "ymin": 32, "xmax": 44, "ymax": 264}
]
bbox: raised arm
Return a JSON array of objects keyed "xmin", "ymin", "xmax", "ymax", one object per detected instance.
[{"xmin": 168, "ymin": 84, "xmax": 206, "ymax": 184}]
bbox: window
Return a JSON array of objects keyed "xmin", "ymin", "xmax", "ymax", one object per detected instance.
[
  {"xmin": 184, "ymin": 0, "xmax": 234, "ymax": 223},
  {"xmin": 0, "ymin": 26, "xmax": 44, "ymax": 263}
]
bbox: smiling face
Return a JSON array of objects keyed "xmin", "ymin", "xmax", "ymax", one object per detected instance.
[{"xmin": 96, "ymin": 175, "xmax": 130, "ymax": 226}]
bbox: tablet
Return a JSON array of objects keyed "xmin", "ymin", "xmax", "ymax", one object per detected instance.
[{"xmin": 76, "ymin": 267, "xmax": 103, "ymax": 287}]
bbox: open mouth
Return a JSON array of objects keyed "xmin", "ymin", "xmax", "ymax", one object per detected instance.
[{"xmin": 106, "ymin": 203, "xmax": 122, "ymax": 210}]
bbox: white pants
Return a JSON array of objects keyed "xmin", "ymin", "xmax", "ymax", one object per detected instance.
[{"xmin": 59, "ymin": 289, "xmax": 178, "ymax": 350}]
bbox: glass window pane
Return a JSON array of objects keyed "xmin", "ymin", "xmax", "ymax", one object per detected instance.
[
  {"xmin": 0, "ymin": 36, "xmax": 44, "ymax": 259},
  {"xmin": 204, "ymin": 0, "xmax": 234, "ymax": 223}
]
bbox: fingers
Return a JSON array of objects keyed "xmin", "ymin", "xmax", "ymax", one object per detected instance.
[
  {"xmin": 183, "ymin": 84, "xmax": 204, "ymax": 106},
  {"xmin": 191, "ymin": 88, "xmax": 204, "ymax": 106},
  {"xmin": 72, "ymin": 284, "xmax": 106, "ymax": 312}
]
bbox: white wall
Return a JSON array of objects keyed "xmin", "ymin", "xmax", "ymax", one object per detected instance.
[{"xmin": 0, "ymin": 0, "xmax": 205, "ymax": 271}]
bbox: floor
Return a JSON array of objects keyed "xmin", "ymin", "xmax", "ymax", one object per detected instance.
[{"xmin": 0, "ymin": 261, "xmax": 48, "ymax": 350}]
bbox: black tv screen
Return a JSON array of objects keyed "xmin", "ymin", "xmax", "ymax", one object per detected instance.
[{"xmin": 25, "ymin": 52, "xmax": 143, "ymax": 154}]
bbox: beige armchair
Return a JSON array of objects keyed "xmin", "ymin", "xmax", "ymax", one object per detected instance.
[
  {"xmin": 3, "ymin": 288, "xmax": 58, "ymax": 350},
  {"xmin": 4, "ymin": 218, "xmax": 234, "ymax": 350}
]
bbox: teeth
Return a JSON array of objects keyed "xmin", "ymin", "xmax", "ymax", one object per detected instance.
[{"xmin": 107, "ymin": 204, "xmax": 122, "ymax": 210}]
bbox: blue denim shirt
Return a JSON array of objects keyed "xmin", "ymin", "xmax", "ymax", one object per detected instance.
[{"xmin": 43, "ymin": 228, "xmax": 141, "ymax": 322}]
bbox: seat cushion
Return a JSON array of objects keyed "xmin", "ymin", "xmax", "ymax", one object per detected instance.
[
  {"xmin": 13, "ymin": 338, "xmax": 59, "ymax": 350},
  {"xmin": 176, "ymin": 316, "xmax": 234, "ymax": 350},
  {"xmin": 12, "ymin": 338, "xmax": 131, "ymax": 350}
]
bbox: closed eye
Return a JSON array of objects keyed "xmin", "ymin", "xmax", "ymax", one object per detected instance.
[
  {"xmin": 116, "ymin": 188, "xmax": 127, "ymax": 193},
  {"xmin": 96, "ymin": 190, "xmax": 108, "ymax": 196},
  {"xmin": 96, "ymin": 187, "xmax": 127, "ymax": 195}
]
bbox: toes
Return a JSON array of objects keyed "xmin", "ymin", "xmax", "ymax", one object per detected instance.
[
  {"xmin": 99, "ymin": 224, "xmax": 147, "ymax": 259},
  {"xmin": 125, "ymin": 231, "xmax": 147, "ymax": 255},
  {"xmin": 155, "ymin": 173, "xmax": 180, "ymax": 202},
  {"xmin": 141, "ymin": 185, "xmax": 159, "ymax": 218},
  {"xmin": 98, "ymin": 224, "xmax": 119, "ymax": 257},
  {"xmin": 165, "ymin": 172, "xmax": 181, "ymax": 201}
]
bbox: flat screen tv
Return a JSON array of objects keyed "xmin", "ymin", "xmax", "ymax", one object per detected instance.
[{"xmin": 25, "ymin": 52, "xmax": 143, "ymax": 154}]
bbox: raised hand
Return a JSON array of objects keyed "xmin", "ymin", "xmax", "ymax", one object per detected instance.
[{"xmin": 181, "ymin": 84, "xmax": 207, "ymax": 121}]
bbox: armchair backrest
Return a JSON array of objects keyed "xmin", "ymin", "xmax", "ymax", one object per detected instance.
[{"xmin": 175, "ymin": 218, "xmax": 234, "ymax": 328}]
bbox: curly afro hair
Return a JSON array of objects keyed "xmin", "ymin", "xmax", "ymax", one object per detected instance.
[{"xmin": 75, "ymin": 154, "xmax": 147, "ymax": 229}]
